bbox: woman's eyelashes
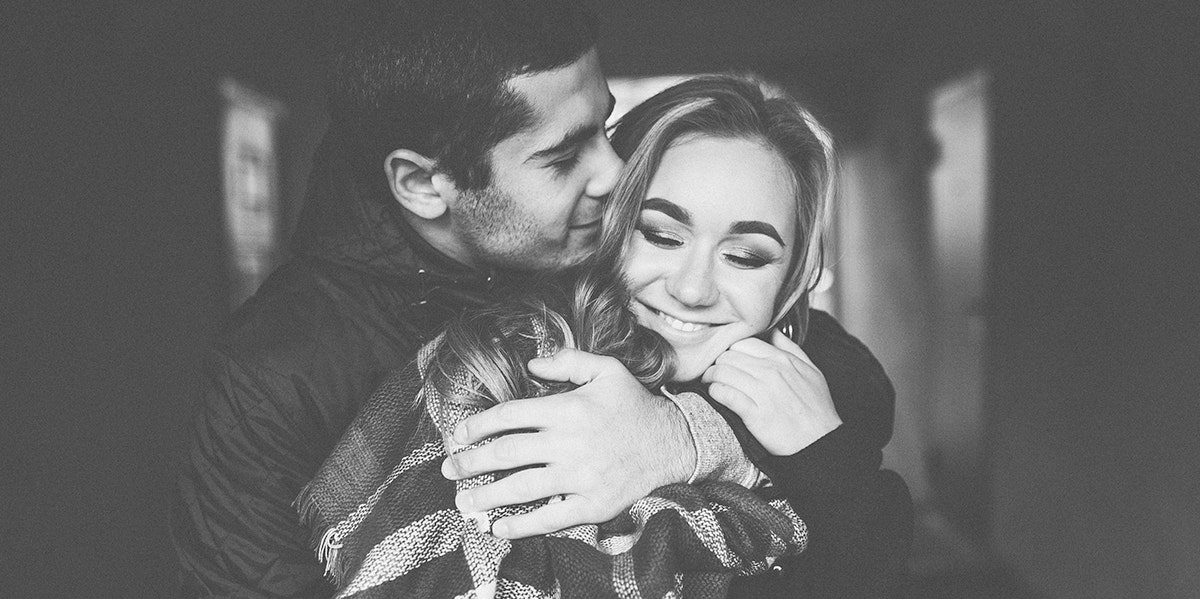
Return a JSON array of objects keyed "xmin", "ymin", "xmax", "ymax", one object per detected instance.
[
  {"xmin": 636, "ymin": 225, "xmax": 683, "ymax": 248},
  {"xmin": 724, "ymin": 249, "xmax": 773, "ymax": 269},
  {"xmin": 635, "ymin": 223, "xmax": 780, "ymax": 269}
]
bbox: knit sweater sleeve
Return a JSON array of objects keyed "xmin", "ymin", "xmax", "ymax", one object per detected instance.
[{"xmin": 665, "ymin": 388, "xmax": 763, "ymax": 487}]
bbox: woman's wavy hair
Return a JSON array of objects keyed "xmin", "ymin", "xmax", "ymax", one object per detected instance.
[
  {"xmin": 428, "ymin": 259, "xmax": 674, "ymax": 408},
  {"xmin": 427, "ymin": 74, "xmax": 835, "ymax": 408},
  {"xmin": 601, "ymin": 74, "xmax": 836, "ymax": 341}
]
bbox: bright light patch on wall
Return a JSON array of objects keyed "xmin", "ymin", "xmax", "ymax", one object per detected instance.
[
  {"xmin": 220, "ymin": 78, "xmax": 286, "ymax": 308},
  {"xmin": 927, "ymin": 68, "xmax": 990, "ymax": 489}
]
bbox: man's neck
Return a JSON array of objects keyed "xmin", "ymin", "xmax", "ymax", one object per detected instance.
[{"xmin": 399, "ymin": 209, "xmax": 483, "ymax": 271}]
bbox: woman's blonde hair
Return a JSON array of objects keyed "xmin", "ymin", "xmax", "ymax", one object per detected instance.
[{"xmin": 429, "ymin": 261, "xmax": 673, "ymax": 408}]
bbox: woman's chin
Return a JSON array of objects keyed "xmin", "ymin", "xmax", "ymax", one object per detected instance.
[{"xmin": 670, "ymin": 362, "xmax": 708, "ymax": 384}]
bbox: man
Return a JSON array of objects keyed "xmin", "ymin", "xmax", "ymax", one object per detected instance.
[{"xmin": 172, "ymin": 2, "xmax": 909, "ymax": 597}]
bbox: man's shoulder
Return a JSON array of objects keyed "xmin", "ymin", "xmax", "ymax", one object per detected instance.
[
  {"xmin": 222, "ymin": 259, "xmax": 418, "ymax": 352},
  {"xmin": 204, "ymin": 260, "xmax": 424, "ymax": 405}
]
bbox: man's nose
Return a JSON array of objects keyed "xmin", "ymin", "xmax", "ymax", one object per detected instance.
[
  {"xmin": 584, "ymin": 138, "xmax": 624, "ymax": 199},
  {"xmin": 666, "ymin": 252, "xmax": 719, "ymax": 307}
]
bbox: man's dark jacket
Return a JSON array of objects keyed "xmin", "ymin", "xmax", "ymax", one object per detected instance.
[{"xmin": 171, "ymin": 131, "xmax": 911, "ymax": 598}]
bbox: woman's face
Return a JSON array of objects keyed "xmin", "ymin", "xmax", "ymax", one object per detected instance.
[{"xmin": 624, "ymin": 134, "xmax": 797, "ymax": 382}]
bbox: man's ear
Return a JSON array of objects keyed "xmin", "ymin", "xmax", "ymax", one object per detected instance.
[{"xmin": 383, "ymin": 149, "xmax": 456, "ymax": 221}]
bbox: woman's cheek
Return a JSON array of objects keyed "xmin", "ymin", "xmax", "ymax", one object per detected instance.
[{"xmin": 740, "ymin": 272, "xmax": 788, "ymax": 331}]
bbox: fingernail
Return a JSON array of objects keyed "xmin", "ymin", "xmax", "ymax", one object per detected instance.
[
  {"xmin": 490, "ymin": 519, "xmax": 509, "ymax": 538},
  {"xmin": 441, "ymin": 458, "xmax": 458, "ymax": 479},
  {"xmin": 455, "ymin": 491, "xmax": 473, "ymax": 512},
  {"xmin": 452, "ymin": 425, "xmax": 468, "ymax": 444}
]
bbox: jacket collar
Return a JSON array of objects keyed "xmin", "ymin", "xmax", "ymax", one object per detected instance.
[{"xmin": 290, "ymin": 128, "xmax": 505, "ymax": 292}]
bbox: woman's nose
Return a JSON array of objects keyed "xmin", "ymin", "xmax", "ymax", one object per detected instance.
[{"xmin": 666, "ymin": 253, "xmax": 719, "ymax": 307}]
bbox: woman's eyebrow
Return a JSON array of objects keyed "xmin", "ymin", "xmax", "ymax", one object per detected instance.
[
  {"xmin": 642, "ymin": 198, "xmax": 785, "ymax": 246},
  {"xmin": 640, "ymin": 197, "xmax": 690, "ymax": 225},
  {"xmin": 729, "ymin": 221, "xmax": 786, "ymax": 246}
]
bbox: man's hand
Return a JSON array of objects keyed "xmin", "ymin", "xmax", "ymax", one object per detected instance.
[
  {"xmin": 441, "ymin": 348, "xmax": 695, "ymax": 539},
  {"xmin": 702, "ymin": 330, "xmax": 842, "ymax": 456}
]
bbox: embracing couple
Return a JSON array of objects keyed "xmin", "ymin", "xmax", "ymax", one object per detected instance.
[{"xmin": 172, "ymin": 2, "xmax": 911, "ymax": 598}]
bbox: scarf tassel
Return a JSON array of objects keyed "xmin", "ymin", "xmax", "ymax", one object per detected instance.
[
  {"xmin": 316, "ymin": 526, "xmax": 348, "ymax": 584},
  {"xmin": 295, "ymin": 482, "xmax": 350, "ymax": 585}
]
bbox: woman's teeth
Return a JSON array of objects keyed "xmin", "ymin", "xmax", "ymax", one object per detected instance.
[{"xmin": 658, "ymin": 310, "xmax": 706, "ymax": 332}]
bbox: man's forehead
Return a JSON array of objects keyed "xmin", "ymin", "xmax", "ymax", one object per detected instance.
[
  {"xmin": 506, "ymin": 48, "xmax": 605, "ymax": 101},
  {"xmin": 502, "ymin": 50, "xmax": 611, "ymax": 150}
]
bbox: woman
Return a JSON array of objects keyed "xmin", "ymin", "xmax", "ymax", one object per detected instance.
[{"xmin": 299, "ymin": 75, "xmax": 866, "ymax": 598}]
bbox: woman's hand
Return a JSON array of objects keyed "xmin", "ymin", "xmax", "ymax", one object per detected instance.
[{"xmin": 702, "ymin": 329, "xmax": 843, "ymax": 456}]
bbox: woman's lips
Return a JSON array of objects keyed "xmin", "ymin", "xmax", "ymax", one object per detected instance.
[{"xmin": 638, "ymin": 302, "xmax": 715, "ymax": 334}]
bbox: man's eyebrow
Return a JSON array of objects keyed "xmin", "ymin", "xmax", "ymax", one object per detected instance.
[
  {"xmin": 527, "ymin": 123, "xmax": 599, "ymax": 162},
  {"xmin": 730, "ymin": 221, "xmax": 786, "ymax": 246},
  {"xmin": 641, "ymin": 197, "xmax": 691, "ymax": 225},
  {"xmin": 527, "ymin": 93, "xmax": 616, "ymax": 163}
]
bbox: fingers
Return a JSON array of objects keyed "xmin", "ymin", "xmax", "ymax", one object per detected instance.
[
  {"xmin": 769, "ymin": 329, "xmax": 817, "ymax": 368},
  {"xmin": 526, "ymin": 348, "xmax": 622, "ymax": 386},
  {"xmin": 705, "ymin": 377, "xmax": 756, "ymax": 416},
  {"xmin": 450, "ymin": 396, "xmax": 557, "ymax": 445},
  {"xmin": 769, "ymin": 329, "xmax": 808, "ymax": 360},
  {"xmin": 703, "ymin": 362, "xmax": 771, "ymax": 406},
  {"xmin": 453, "ymin": 467, "xmax": 567, "ymax": 515},
  {"xmin": 489, "ymin": 495, "xmax": 595, "ymax": 539},
  {"xmin": 442, "ymin": 431, "xmax": 542, "ymax": 480},
  {"xmin": 725, "ymin": 336, "xmax": 774, "ymax": 358},
  {"xmin": 725, "ymin": 335, "xmax": 817, "ymax": 375},
  {"xmin": 727, "ymin": 333, "xmax": 806, "ymax": 363}
]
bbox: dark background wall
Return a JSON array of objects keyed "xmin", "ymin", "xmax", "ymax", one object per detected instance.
[
  {"xmin": 3, "ymin": 2, "xmax": 1197, "ymax": 597},
  {"xmin": 2, "ymin": 3, "xmax": 328, "ymax": 596},
  {"xmin": 984, "ymin": 5, "xmax": 1200, "ymax": 597}
]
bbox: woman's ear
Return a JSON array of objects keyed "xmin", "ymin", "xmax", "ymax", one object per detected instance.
[{"xmin": 383, "ymin": 149, "xmax": 457, "ymax": 221}]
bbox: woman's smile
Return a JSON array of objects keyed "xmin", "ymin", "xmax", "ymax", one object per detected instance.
[
  {"xmin": 637, "ymin": 301, "xmax": 718, "ymax": 335},
  {"xmin": 638, "ymin": 300, "xmax": 720, "ymax": 338}
]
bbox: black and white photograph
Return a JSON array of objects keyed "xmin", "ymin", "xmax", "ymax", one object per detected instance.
[{"xmin": 3, "ymin": 1, "xmax": 1198, "ymax": 598}]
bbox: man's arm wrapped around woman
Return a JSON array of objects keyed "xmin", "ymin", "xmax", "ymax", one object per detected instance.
[
  {"xmin": 297, "ymin": 343, "xmax": 807, "ymax": 599},
  {"xmin": 296, "ymin": 269, "xmax": 810, "ymax": 598}
]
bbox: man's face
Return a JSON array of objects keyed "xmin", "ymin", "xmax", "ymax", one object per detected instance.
[{"xmin": 447, "ymin": 49, "xmax": 623, "ymax": 271}]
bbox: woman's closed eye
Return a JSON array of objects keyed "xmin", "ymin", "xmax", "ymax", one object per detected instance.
[
  {"xmin": 724, "ymin": 249, "xmax": 772, "ymax": 269},
  {"xmin": 637, "ymin": 226, "xmax": 684, "ymax": 248}
]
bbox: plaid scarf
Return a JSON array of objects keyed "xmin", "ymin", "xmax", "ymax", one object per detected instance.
[{"xmin": 298, "ymin": 329, "xmax": 808, "ymax": 599}]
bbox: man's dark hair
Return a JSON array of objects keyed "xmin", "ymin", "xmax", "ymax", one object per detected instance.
[{"xmin": 329, "ymin": 0, "xmax": 598, "ymax": 193}]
